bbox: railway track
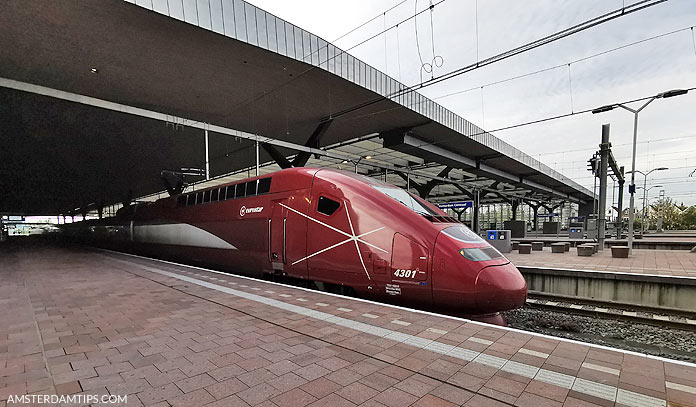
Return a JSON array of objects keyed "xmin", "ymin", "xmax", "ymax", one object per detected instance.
[
  {"xmin": 504, "ymin": 294, "xmax": 696, "ymax": 363},
  {"xmin": 525, "ymin": 293, "xmax": 696, "ymax": 331}
]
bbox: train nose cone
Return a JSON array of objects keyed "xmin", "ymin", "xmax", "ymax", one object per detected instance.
[{"xmin": 475, "ymin": 263, "xmax": 527, "ymax": 312}]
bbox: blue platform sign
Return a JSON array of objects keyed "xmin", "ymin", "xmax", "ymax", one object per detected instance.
[
  {"xmin": 487, "ymin": 231, "xmax": 498, "ymax": 240},
  {"xmin": 437, "ymin": 201, "xmax": 473, "ymax": 209}
]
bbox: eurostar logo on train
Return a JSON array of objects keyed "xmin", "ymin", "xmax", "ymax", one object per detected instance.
[{"xmin": 239, "ymin": 206, "xmax": 263, "ymax": 216}]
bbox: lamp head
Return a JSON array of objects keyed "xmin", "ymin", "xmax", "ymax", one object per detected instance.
[
  {"xmin": 591, "ymin": 105, "xmax": 616, "ymax": 114},
  {"xmin": 657, "ymin": 89, "xmax": 688, "ymax": 98}
]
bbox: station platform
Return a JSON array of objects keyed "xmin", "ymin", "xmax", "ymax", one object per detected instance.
[
  {"xmin": 1, "ymin": 242, "xmax": 696, "ymax": 407},
  {"xmin": 512, "ymin": 237, "xmax": 696, "ymax": 251},
  {"xmin": 507, "ymin": 248, "xmax": 696, "ymax": 277}
]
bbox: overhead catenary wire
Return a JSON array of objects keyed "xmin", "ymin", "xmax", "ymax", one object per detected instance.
[
  {"xmin": 568, "ymin": 64, "xmax": 574, "ymax": 113},
  {"xmin": 548, "ymin": 149, "xmax": 696, "ymax": 168},
  {"xmin": 146, "ymin": 2, "xmax": 689, "ymax": 204},
  {"xmin": 331, "ymin": 0, "xmax": 409, "ymax": 44},
  {"xmin": 396, "ymin": 23, "xmax": 402, "ymax": 81},
  {"xmin": 432, "ymin": 24, "xmax": 696, "ymax": 101},
  {"xmin": 414, "ymin": 0, "xmax": 444, "ymax": 82},
  {"xmin": 355, "ymin": 85, "xmax": 696, "ymax": 163},
  {"xmin": 474, "ymin": 0, "xmax": 479, "ymax": 63},
  {"xmin": 328, "ymin": 0, "xmax": 668, "ymax": 120},
  {"xmin": 533, "ymin": 133, "xmax": 696, "ymax": 158}
]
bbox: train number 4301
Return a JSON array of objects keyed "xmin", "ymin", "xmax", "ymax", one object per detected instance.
[{"xmin": 393, "ymin": 269, "xmax": 418, "ymax": 278}]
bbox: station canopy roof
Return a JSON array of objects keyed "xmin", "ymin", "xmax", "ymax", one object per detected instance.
[{"xmin": 0, "ymin": 0, "xmax": 594, "ymax": 215}]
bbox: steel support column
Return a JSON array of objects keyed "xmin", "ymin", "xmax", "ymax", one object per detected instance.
[
  {"xmin": 473, "ymin": 190, "xmax": 481, "ymax": 233},
  {"xmin": 617, "ymin": 166, "xmax": 625, "ymax": 238},
  {"xmin": 256, "ymin": 137, "xmax": 260, "ymax": 177},
  {"xmin": 204, "ymin": 126, "xmax": 210, "ymax": 180},
  {"xmin": 598, "ymin": 124, "xmax": 610, "ymax": 250}
]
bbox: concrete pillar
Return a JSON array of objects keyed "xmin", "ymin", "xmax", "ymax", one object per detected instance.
[{"xmin": 472, "ymin": 190, "xmax": 480, "ymax": 233}]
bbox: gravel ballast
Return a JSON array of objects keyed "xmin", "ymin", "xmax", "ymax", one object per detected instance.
[{"xmin": 503, "ymin": 307, "xmax": 696, "ymax": 363}]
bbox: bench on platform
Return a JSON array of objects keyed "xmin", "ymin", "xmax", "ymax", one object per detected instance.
[
  {"xmin": 611, "ymin": 246, "xmax": 629, "ymax": 258},
  {"xmin": 518, "ymin": 244, "xmax": 532, "ymax": 254},
  {"xmin": 551, "ymin": 243, "xmax": 566, "ymax": 253},
  {"xmin": 577, "ymin": 245, "xmax": 594, "ymax": 256}
]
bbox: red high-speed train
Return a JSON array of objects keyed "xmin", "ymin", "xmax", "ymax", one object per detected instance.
[{"xmin": 69, "ymin": 168, "xmax": 527, "ymax": 322}]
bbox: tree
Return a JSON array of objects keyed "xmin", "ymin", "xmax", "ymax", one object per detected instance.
[
  {"xmin": 682, "ymin": 206, "xmax": 696, "ymax": 229},
  {"xmin": 647, "ymin": 198, "xmax": 690, "ymax": 230}
]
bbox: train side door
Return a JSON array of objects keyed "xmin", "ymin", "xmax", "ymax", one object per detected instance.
[
  {"xmin": 389, "ymin": 233, "xmax": 432, "ymax": 304},
  {"xmin": 269, "ymin": 200, "xmax": 287, "ymax": 272},
  {"xmin": 269, "ymin": 198, "xmax": 308, "ymax": 279}
]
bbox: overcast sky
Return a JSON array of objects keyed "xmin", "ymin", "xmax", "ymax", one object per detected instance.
[{"xmin": 247, "ymin": 0, "xmax": 696, "ymax": 206}]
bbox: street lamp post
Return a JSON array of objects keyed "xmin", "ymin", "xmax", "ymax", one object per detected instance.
[
  {"xmin": 592, "ymin": 89, "xmax": 688, "ymax": 254},
  {"xmin": 637, "ymin": 183, "xmax": 664, "ymax": 232}
]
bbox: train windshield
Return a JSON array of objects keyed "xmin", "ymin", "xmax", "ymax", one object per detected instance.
[{"xmin": 372, "ymin": 186, "xmax": 439, "ymax": 216}]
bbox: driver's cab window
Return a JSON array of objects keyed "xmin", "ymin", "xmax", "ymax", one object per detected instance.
[{"xmin": 317, "ymin": 196, "xmax": 340, "ymax": 216}]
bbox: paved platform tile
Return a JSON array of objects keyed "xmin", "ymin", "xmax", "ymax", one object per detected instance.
[{"xmin": 1, "ymin": 245, "xmax": 696, "ymax": 407}]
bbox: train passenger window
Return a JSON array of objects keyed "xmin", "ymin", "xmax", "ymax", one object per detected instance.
[
  {"xmin": 245, "ymin": 180, "xmax": 257, "ymax": 197},
  {"xmin": 196, "ymin": 192, "xmax": 203, "ymax": 205},
  {"xmin": 257, "ymin": 178, "xmax": 271, "ymax": 194},
  {"xmin": 203, "ymin": 190, "xmax": 211, "ymax": 203},
  {"xmin": 317, "ymin": 196, "xmax": 340, "ymax": 216},
  {"xmin": 211, "ymin": 189, "xmax": 219, "ymax": 202},
  {"xmin": 186, "ymin": 194, "xmax": 195, "ymax": 206}
]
